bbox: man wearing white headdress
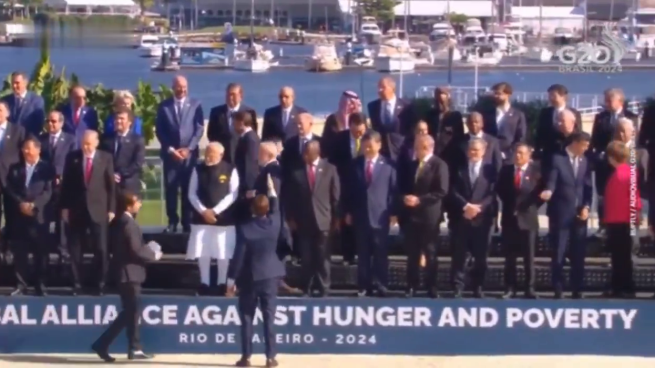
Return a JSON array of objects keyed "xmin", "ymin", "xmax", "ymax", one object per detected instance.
[{"xmin": 187, "ymin": 142, "xmax": 239, "ymax": 296}]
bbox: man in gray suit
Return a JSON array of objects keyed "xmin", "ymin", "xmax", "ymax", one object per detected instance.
[
  {"xmin": 284, "ymin": 141, "xmax": 340, "ymax": 297},
  {"xmin": 155, "ymin": 75, "xmax": 205, "ymax": 233}
]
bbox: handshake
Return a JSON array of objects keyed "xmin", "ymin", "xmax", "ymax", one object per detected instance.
[{"xmin": 146, "ymin": 241, "xmax": 164, "ymax": 261}]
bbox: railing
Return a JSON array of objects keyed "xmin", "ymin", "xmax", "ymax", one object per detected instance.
[{"xmin": 414, "ymin": 85, "xmax": 643, "ymax": 118}]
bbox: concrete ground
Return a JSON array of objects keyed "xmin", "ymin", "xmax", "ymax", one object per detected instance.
[{"xmin": 1, "ymin": 354, "xmax": 654, "ymax": 368}]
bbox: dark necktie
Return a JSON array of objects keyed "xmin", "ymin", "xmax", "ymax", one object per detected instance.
[
  {"xmin": 307, "ymin": 164, "xmax": 315, "ymax": 190},
  {"xmin": 301, "ymin": 138, "xmax": 308, "ymax": 153},
  {"xmin": 116, "ymin": 136, "xmax": 123, "ymax": 156},
  {"xmin": 14, "ymin": 97, "xmax": 23, "ymax": 117}
]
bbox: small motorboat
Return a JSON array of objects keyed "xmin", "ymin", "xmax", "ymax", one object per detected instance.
[
  {"xmin": 375, "ymin": 38, "xmax": 416, "ymax": 72},
  {"xmin": 306, "ymin": 43, "xmax": 343, "ymax": 72},
  {"xmin": 233, "ymin": 43, "xmax": 273, "ymax": 72}
]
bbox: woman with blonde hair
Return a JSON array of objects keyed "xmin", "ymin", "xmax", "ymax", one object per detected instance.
[{"xmin": 104, "ymin": 90, "xmax": 143, "ymax": 138}]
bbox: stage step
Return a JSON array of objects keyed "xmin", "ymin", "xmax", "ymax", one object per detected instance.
[{"xmin": 2, "ymin": 254, "xmax": 655, "ymax": 292}]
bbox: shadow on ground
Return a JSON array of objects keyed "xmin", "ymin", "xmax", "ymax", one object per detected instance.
[{"xmin": 0, "ymin": 355, "xmax": 257, "ymax": 367}]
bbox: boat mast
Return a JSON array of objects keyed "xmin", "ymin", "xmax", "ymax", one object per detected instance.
[
  {"xmin": 250, "ymin": 0, "xmax": 254, "ymax": 44},
  {"xmin": 538, "ymin": 0, "xmax": 543, "ymax": 43},
  {"xmin": 399, "ymin": 0, "xmax": 408, "ymax": 97}
]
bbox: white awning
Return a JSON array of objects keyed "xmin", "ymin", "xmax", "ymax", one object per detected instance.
[
  {"xmin": 394, "ymin": 1, "xmax": 495, "ymax": 17},
  {"xmin": 44, "ymin": 0, "xmax": 136, "ymax": 6},
  {"xmin": 514, "ymin": 6, "xmax": 584, "ymax": 18}
]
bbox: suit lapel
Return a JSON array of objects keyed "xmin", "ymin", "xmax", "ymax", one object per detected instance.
[
  {"xmin": 14, "ymin": 94, "xmax": 27, "ymax": 121},
  {"xmin": 180, "ymin": 100, "xmax": 192, "ymax": 125},
  {"xmin": 165, "ymin": 100, "xmax": 178, "ymax": 126},
  {"xmin": 371, "ymin": 100, "xmax": 381, "ymax": 125},
  {"xmin": 460, "ymin": 166, "xmax": 472, "ymax": 194},
  {"xmin": 18, "ymin": 164, "xmax": 26, "ymax": 189},
  {"xmin": 576, "ymin": 156, "xmax": 587, "ymax": 182},
  {"xmin": 313, "ymin": 160, "xmax": 325, "ymax": 191}
]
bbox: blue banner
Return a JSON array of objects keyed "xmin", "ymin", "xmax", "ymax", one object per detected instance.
[{"xmin": 0, "ymin": 296, "xmax": 654, "ymax": 355}]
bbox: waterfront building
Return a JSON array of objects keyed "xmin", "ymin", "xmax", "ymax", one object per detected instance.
[{"xmin": 43, "ymin": 0, "xmax": 139, "ymax": 16}]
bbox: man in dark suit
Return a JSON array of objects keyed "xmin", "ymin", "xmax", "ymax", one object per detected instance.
[
  {"xmin": 538, "ymin": 108, "xmax": 578, "ymax": 175},
  {"xmin": 60, "ymin": 130, "xmax": 116, "ymax": 295},
  {"xmin": 92, "ymin": 191, "xmax": 160, "ymax": 363},
  {"xmin": 399, "ymin": 135, "xmax": 449, "ymax": 298},
  {"xmin": 534, "ymin": 84, "xmax": 581, "ymax": 168},
  {"xmin": 100, "ymin": 107, "xmax": 145, "ymax": 198},
  {"xmin": 444, "ymin": 111, "xmax": 503, "ymax": 174},
  {"xmin": 262, "ymin": 86, "xmax": 307, "ymax": 142},
  {"xmin": 450, "ymin": 138, "xmax": 497, "ymax": 298},
  {"xmin": 481, "ymin": 82, "xmax": 527, "ymax": 163},
  {"xmin": 344, "ymin": 131, "xmax": 397, "ymax": 296},
  {"xmin": 39, "ymin": 111, "xmax": 75, "ymax": 255},
  {"xmin": 233, "ymin": 111, "xmax": 261, "ymax": 220},
  {"xmin": 591, "ymin": 88, "xmax": 638, "ymax": 236},
  {"xmin": 327, "ymin": 112, "xmax": 368, "ymax": 265},
  {"xmin": 154, "ymin": 75, "xmax": 205, "ymax": 233},
  {"xmin": 281, "ymin": 113, "xmax": 322, "ymax": 175},
  {"xmin": 367, "ymin": 76, "xmax": 415, "ymax": 161},
  {"xmin": 284, "ymin": 140, "xmax": 340, "ymax": 297},
  {"xmin": 227, "ymin": 177, "xmax": 285, "ymax": 368},
  {"xmin": 0, "ymin": 101, "xmax": 27, "ymax": 240},
  {"xmin": 540, "ymin": 132, "xmax": 593, "ymax": 299},
  {"xmin": 498, "ymin": 143, "xmax": 542, "ymax": 299},
  {"xmin": 425, "ymin": 86, "xmax": 465, "ymax": 157},
  {"xmin": 207, "ymin": 83, "xmax": 258, "ymax": 163},
  {"xmin": 1, "ymin": 71, "xmax": 45, "ymax": 137},
  {"xmin": 57, "ymin": 85, "xmax": 99, "ymax": 147},
  {"xmin": 5, "ymin": 137, "xmax": 54, "ymax": 296}
]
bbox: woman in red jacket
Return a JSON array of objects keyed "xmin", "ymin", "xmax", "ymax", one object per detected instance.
[{"xmin": 604, "ymin": 141, "xmax": 641, "ymax": 298}]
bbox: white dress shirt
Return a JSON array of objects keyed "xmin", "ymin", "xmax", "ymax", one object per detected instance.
[
  {"xmin": 174, "ymin": 98, "xmax": 186, "ymax": 118},
  {"xmin": 282, "ymin": 106, "xmax": 292, "ymax": 127},
  {"xmin": 469, "ymin": 160, "xmax": 482, "ymax": 183},
  {"xmin": 228, "ymin": 104, "xmax": 241, "ymax": 129},
  {"xmin": 188, "ymin": 167, "xmax": 240, "ymax": 215},
  {"xmin": 25, "ymin": 160, "xmax": 39, "ymax": 187},
  {"xmin": 469, "ymin": 131, "xmax": 484, "ymax": 139},
  {"xmin": 381, "ymin": 96, "xmax": 397, "ymax": 123},
  {"xmin": 496, "ymin": 104, "xmax": 511, "ymax": 128},
  {"xmin": 611, "ymin": 108, "xmax": 623, "ymax": 125},
  {"xmin": 299, "ymin": 133, "xmax": 313, "ymax": 153},
  {"xmin": 0, "ymin": 121, "xmax": 8, "ymax": 145},
  {"xmin": 566, "ymin": 148, "xmax": 579, "ymax": 176},
  {"xmin": 49, "ymin": 131, "xmax": 61, "ymax": 147}
]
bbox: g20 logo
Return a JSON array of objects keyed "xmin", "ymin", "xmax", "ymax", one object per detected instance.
[{"xmin": 556, "ymin": 44, "xmax": 614, "ymax": 65}]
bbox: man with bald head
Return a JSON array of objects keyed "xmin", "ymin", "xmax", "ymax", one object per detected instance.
[
  {"xmin": 155, "ymin": 75, "xmax": 205, "ymax": 233},
  {"xmin": 539, "ymin": 108, "xmax": 578, "ymax": 174},
  {"xmin": 367, "ymin": 76, "xmax": 416, "ymax": 161},
  {"xmin": 284, "ymin": 140, "xmax": 340, "ymax": 297},
  {"xmin": 262, "ymin": 86, "xmax": 307, "ymax": 141},
  {"xmin": 61, "ymin": 129, "xmax": 116, "ymax": 295},
  {"xmin": 57, "ymin": 85, "xmax": 99, "ymax": 147},
  {"xmin": 207, "ymin": 83, "xmax": 258, "ymax": 163}
]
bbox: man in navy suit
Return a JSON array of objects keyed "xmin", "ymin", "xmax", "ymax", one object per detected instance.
[
  {"xmin": 1, "ymin": 71, "xmax": 45, "ymax": 137},
  {"xmin": 39, "ymin": 111, "xmax": 75, "ymax": 254},
  {"xmin": 450, "ymin": 138, "xmax": 497, "ymax": 298},
  {"xmin": 57, "ymin": 85, "xmax": 99, "ymax": 147},
  {"xmin": 0, "ymin": 101, "xmax": 27, "ymax": 242},
  {"xmin": 367, "ymin": 77, "xmax": 415, "ymax": 161},
  {"xmin": 207, "ymin": 83, "xmax": 258, "ymax": 164},
  {"xmin": 480, "ymin": 82, "xmax": 527, "ymax": 163},
  {"xmin": 100, "ymin": 107, "xmax": 146, "ymax": 197},
  {"xmin": 155, "ymin": 75, "xmax": 205, "ymax": 233},
  {"xmin": 262, "ymin": 86, "xmax": 307, "ymax": 142},
  {"xmin": 227, "ymin": 175, "xmax": 284, "ymax": 368},
  {"xmin": 280, "ymin": 113, "xmax": 322, "ymax": 178},
  {"xmin": 540, "ymin": 132, "xmax": 592, "ymax": 299},
  {"xmin": 5, "ymin": 137, "xmax": 54, "ymax": 296},
  {"xmin": 233, "ymin": 111, "xmax": 261, "ymax": 221},
  {"xmin": 344, "ymin": 131, "xmax": 397, "ymax": 297}
]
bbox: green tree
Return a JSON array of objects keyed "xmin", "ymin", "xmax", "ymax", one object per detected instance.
[
  {"xmin": 138, "ymin": 0, "xmax": 154, "ymax": 16},
  {"xmin": 357, "ymin": 0, "xmax": 399, "ymax": 22},
  {"xmin": 448, "ymin": 13, "xmax": 468, "ymax": 25}
]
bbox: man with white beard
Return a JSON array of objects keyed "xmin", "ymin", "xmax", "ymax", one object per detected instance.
[{"xmin": 187, "ymin": 142, "xmax": 239, "ymax": 296}]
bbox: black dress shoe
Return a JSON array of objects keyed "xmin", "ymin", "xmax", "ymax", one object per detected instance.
[
  {"xmin": 196, "ymin": 284, "xmax": 210, "ymax": 296},
  {"xmin": 501, "ymin": 288, "xmax": 516, "ymax": 299},
  {"xmin": 376, "ymin": 287, "xmax": 388, "ymax": 298},
  {"xmin": 163, "ymin": 225, "xmax": 177, "ymax": 233},
  {"xmin": 36, "ymin": 286, "xmax": 48, "ymax": 297},
  {"xmin": 357, "ymin": 290, "xmax": 367, "ymax": 297},
  {"xmin": 235, "ymin": 357, "xmax": 251, "ymax": 367},
  {"xmin": 182, "ymin": 225, "xmax": 191, "ymax": 233},
  {"xmin": 554, "ymin": 287, "xmax": 563, "ymax": 299},
  {"xmin": 427, "ymin": 288, "xmax": 439, "ymax": 299},
  {"xmin": 524, "ymin": 291, "xmax": 538, "ymax": 299},
  {"xmin": 317, "ymin": 290, "xmax": 328, "ymax": 298},
  {"xmin": 266, "ymin": 358, "xmax": 279, "ymax": 367},
  {"xmin": 128, "ymin": 350, "xmax": 153, "ymax": 360},
  {"xmin": 9, "ymin": 287, "xmax": 25, "ymax": 296},
  {"xmin": 405, "ymin": 288, "xmax": 415, "ymax": 298},
  {"xmin": 571, "ymin": 291, "xmax": 583, "ymax": 299},
  {"xmin": 97, "ymin": 286, "xmax": 105, "ymax": 296},
  {"xmin": 91, "ymin": 345, "xmax": 115, "ymax": 363},
  {"xmin": 473, "ymin": 287, "xmax": 485, "ymax": 299}
]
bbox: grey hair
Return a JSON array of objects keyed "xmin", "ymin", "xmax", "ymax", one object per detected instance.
[
  {"xmin": 604, "ymin": 88, "xmax": 625, "ymax": 101},
  {"xmin": 206, "ymin": 141, "xmax": 225, "ymax": 155},
  {"xmin": 260, "ymin": 141, "xmax": 277, "ymax": 158},
  {"xmin": 468, "ymin": 137, "xmax": 488, "ymax": 149},
  {"xmin": 557, "ymin": 109, "xmax": 576, "ymax": 121},
  {"xmin": 48, "ymin": 110, "xmax": 64, "ymax": 122},
  {"xmin": 416, "ymin": 134, "xmax": 435, "ymax": 149}
]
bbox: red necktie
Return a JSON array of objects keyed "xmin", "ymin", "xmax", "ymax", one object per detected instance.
[
  {"xmin": 514, "ymin": 167, "xmax": 521, "ymax": 189},
  {"xmin": 73, "ymin": 108, "xmax": 81, "ymax": 125},
  {"xmin": 84, "ymin": 157, "xmax": 93, "ymax": 184},
  {"xmin": 307, "ymin": 164, "xmax": 315, "ymax": 190},
  {"xmin": 365, "ymin": 160, "xmax": 373, "ymax": 184}
]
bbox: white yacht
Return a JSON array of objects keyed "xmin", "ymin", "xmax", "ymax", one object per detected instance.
[
  {"xmin": 525, "ymin": 47, "xmax": 554, "ymax": 62},
  {"xmin": 463, "ymin": 46, "xmax": 503, "ymax": 65},
  {"xmin": 306, "ymin": 43, "xmax": 343, "ymax": 72},
  {"xmin": 359, "ymin": 23, "xmax": 382, "ymax": 38},
  {"xmin": 429, "ymin": 22, "xmax": 455, "ymax": 41},
  {"xmin": 135, "ymin": 34, "xmax": 158, "ymax": 49},
  {"xmin": 375, "ymin": 39, "xmax": 415, "ymax": 72},
  {"xmin": 141, "ymin": 37, "xmax": 178, "ymax": 58},
  {"xmin": 233, "ymin": 44, "xmax": 273, "ymax": 72},
  {"xmin": 553, "ymin": 27, "xmax": 575, "ymax": 45},
  {"xmin": 433, "ymin": 46, "xmax": 462, "ymax": 61}
]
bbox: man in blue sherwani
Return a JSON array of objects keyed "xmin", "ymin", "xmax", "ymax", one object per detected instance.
[
  {"xmin": 57, "ymin": 85, "xmax": 99, "ymax": 147},
  {"xmin": 343, "ymin": 131, "xmax": 397, "ymax": 297},
  {"xmin": 1, "ymin": 71, "xmax": 45, "ymax": 137},
  {"xmin": 155, "ymin": 75, "xmax": 204, "ymax": 233},
  {"xmin": 227, "ymin": 174, "xmax": 284, "ymax": 368}
]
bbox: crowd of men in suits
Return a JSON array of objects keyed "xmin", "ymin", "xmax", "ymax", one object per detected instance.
[{"xmin": 0, "ymin": 69, "xmax": 650, "ymax": 300}]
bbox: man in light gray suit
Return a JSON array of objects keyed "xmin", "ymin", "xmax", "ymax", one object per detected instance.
[
  {"xmin": 155, "ymin": 75, "xmax": 205, "ymax": 233},
  {"xmin": 283, "ymin": 141, "xmax": 340, "ymax": 297}
]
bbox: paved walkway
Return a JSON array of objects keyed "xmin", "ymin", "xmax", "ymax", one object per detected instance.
[{"xmin": 1, "ymin": 354, "xmax": 654, "ymax": 368}]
